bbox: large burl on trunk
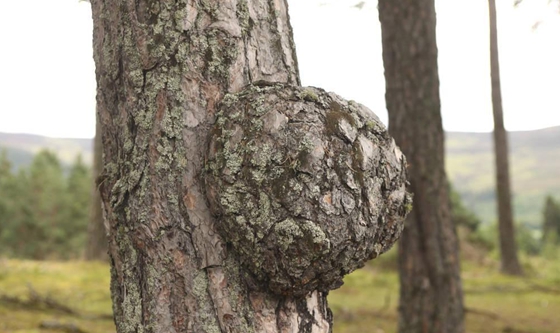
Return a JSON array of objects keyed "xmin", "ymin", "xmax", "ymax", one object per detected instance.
[
  {"xmin": 206, "ymin": 84, "xmax": 410, "ymax": 297},
  {"xmin": 91, "ymin": 0, "xmax": 410, "ymax": 332}
]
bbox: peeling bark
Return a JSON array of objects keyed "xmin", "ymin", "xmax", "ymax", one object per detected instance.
[{"xmin": 91, "ymin": 0, "xmax": 408, "ymax": 332}]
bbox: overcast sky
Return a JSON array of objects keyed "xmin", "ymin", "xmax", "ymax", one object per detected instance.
[{"xmin": 0, "ymin": 0, "xmax": 559, "ymax": 138}]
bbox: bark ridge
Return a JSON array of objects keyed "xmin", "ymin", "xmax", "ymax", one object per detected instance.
[{"xmin": 205, "ymin": 83, "xmax": 411, "ymax": 296}]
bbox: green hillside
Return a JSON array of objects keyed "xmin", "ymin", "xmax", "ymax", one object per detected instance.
[
  {"xmin": 1, "ymin": 126, "xmax": 558, "ymax": 227},
  {"xmin": 446, "ymin": 126, "xmax": 560, "ymax": 227}
]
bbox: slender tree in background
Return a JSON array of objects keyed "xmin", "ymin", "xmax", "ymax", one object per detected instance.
[
  {"xmin": 85, "ymin": 116, "xmax": 107, "ymax": 260},
  {"xmin": 489, "ymin": 0, "xmax": 523, "ymax": 276},
  {"xmin": 91, "ymin": 0, "xmax": 409, "ymax": 331},
  {"xmin": 378, "ymin": 1, "xmax": 465, "ymax": 332}
]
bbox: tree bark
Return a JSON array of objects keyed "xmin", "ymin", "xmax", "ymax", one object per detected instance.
[
  {"xmin": 85, "ymin": 115, "xmax": 108, "ymax": 261},
  {"xmin": 91, "ymin": 1, "xmax": 411, "ymax": 331},
  {"xmin": 488, "ymin": 0, "xmax": 523, "ymax": 276},
  {"xmin": 378, "ymin": 1, "xmax": 465, "ymax": 332},
  {"xmin": 90, "ymin": 1, "xmax": 330, "ymax": 332}
]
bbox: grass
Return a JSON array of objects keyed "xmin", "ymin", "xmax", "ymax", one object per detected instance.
[
  {"xmin": 0, "ymin": 259, "xmax": 114, "ymax": 333},
  {"xmin": 0, "ymin": 256, "xmax": 559, "ymax": 333},
  {"xmin": 332, "ymin": 257, "xmax": 560, "ymax": 333}
]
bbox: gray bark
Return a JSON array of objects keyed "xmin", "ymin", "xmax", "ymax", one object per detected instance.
[
  {"xmin": 205, "ymin": 84, "xmax": 410, "ymax": 297},
  {"xmin": 488, "ymin": 0, "xmax": 523, "ymax": 276},
  {"xmin": 91, "ymin": 0, "xmax": 410, "ymax": 331},
  {"xmin": 378, "ymin": 0, "xmax": 466, "ymax": 332}
]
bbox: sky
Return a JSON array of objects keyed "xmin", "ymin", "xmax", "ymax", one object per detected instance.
[{"xmin": 0, "ymin": 0, "xmax": 559, "ymax": 139}]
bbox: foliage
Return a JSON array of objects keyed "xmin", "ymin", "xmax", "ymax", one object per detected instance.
[
  {"xmin": 516, "ymin": 222, "xmax": 541, "ymax": 256},
  {"xmin": 450, "ymin": 185, "xmax": 481, "ymax": 231},
  {"xmin": 468, "ymin": 221, "xmax": 543, "ymax": 256},
  {"xmin": 0, "ymin": 149, "xmax": 91, "ymax": 259},
  {"xmin": 3, "ymin": 126, "xmax": 560, "ymax": 229}
]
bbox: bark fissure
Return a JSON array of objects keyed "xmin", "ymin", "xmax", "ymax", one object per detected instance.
[
  {"xmin": 92, "ymin": 0, "xmax": 408, "ymax": 331},
  {"xmin": 92, "ymin": 0, "xmax": 334, "ymax": 332},
  {"xmin": 205, "ymin": 85, "xmax": 409, "ymax": 297}
]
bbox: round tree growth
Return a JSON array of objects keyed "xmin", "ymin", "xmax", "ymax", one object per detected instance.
[{"xmin": 205, "ymin": 83, "xmax": 411, "ymax": 296}]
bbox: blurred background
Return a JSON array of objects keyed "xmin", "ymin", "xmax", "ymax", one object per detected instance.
[{"xmin": 0, "ymin": 0, "xmax": 559, "ymax": 332}]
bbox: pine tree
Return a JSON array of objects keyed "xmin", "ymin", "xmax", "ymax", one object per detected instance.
[
  {"xmin": 26, "ymin": 150, "xmax": 67, "ymax": 259},
  {"xmin": 378, "ymin": 0, "xmax": 465, "ymax": 331},
  {"xmin": 64, "ymin": 155, "xmax": 92, "ymax": 257},
  {"xmin": 488, "ymin": 0, "xmax": 523, "ymax": 276}
]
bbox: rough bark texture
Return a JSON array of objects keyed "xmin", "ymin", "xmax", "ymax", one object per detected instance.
[
  {"xmin": 378, "ymin": 1, "xmax": 465, "ymax": 332},
  {"xmin": 205, "ymin": 84, "xmax": 410, "ymax": 297},
  {"xmin": 91, "ymin": 0, "xmax": 408, "ymax": 332},
  {"xmin": 85, "ymin": 116, "xmax": 108, "ymax": 261},
  {"xmin": 488, "ymin": 0, "xmax": 523, "ymax": 276}
]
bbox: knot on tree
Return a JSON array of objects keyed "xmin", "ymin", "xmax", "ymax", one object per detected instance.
[{"xmin": 204, "ymin": 83, "xmax": 411, "ymax": 296}]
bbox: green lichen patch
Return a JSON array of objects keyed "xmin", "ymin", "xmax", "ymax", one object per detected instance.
[
  {"xmin": 298, "ymin": 88, "xmax": 319, "ymax": 102},
  {"xmin": 204, "ymin": 84, "xmax": 411, "ymax": 296}
]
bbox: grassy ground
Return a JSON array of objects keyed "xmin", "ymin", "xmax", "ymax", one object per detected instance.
[
  {"xmin": 0, "ymin": 260, "xmax": 114, "ymax": 333},
  {"xmin": 332, "ymin": 258, "xmax": 560, "ymax": 333},
  {"xmin": 0, "ymin": 256, "xmax": 558, "ymax": 333}
]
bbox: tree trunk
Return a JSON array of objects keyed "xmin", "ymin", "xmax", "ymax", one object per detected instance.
[
  {"xmin": 85, "ymin": 115, "xmax": 108, "ymax": 261},
  {"xmin": 90, "ymin": 1, "xmax": 331, "ymax": 331},
  {"xmin": 488, "ymin": 0, "xmax": 523, "ymax": 276},
  {"xmin": 378, "ymin": 1, "xmax": 465, "ymax": 332},
  {"xmin": 91, "ymin": 1, "xmax": 412, "ymax": 331}
]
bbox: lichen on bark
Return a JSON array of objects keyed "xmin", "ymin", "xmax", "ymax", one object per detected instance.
[{"xmin": 205, "ymin": 83, "xmax": 411, "ymax": 296}]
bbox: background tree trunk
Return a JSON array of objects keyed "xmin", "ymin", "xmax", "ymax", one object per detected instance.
[
  {"xmin": 488, "ymin": 0, "xmax": 523, "ymax": 276},
  {"xmin": 378, "ymin": 1, "xmax": 465, "ymax": 332},
  {"xmin": 85, "ymin": 115, "xmax": 107, "ymax": 261},
  {"xmin": 91, "ymin": 0, "xmax": 333, "ymax": 331}
]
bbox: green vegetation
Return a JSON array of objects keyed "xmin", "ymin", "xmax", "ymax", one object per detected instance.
[
  {"xmin": 1, "ymin": 256, "xmax": 559, "ymax": 333},
  {"xmin": 3, "ymin": 126, "xmax": 559, "ymax": 228},
  {"xmin": 331, "ymin": 256, "xmax": 560, "ymax": 333},
  {"xmin": 0, "ymin": 129, "xmax": 558, "ymax": 332},
  {"xmin": 0, "ymin": 259, "xmax": 113, "ymax": 333},
  {"xmin": 0, "ymin": 150, "xmax": 91, "ymax": 259},
  {"xmin": 451, "ymin": 185, "xmax": 481, "ymax": 231},
  {"xmin": 1, "ymin": 130, "xmax": 557, "ymax": 256},
  {"xmin": 445, "ymin": 126, "xmax": 560, "ymax": 228}
]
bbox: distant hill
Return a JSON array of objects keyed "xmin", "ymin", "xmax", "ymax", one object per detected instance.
[
  {"xmin": 1, "ymin": 126, "xmax": 558, "ymax": 227},
  {"xmin": 445, "ymin": 126, "xmax": 560, "ymax": 227},
  {"xmin": 0, "ymin": 132, "xmax": 92, "ymax": 170}
]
